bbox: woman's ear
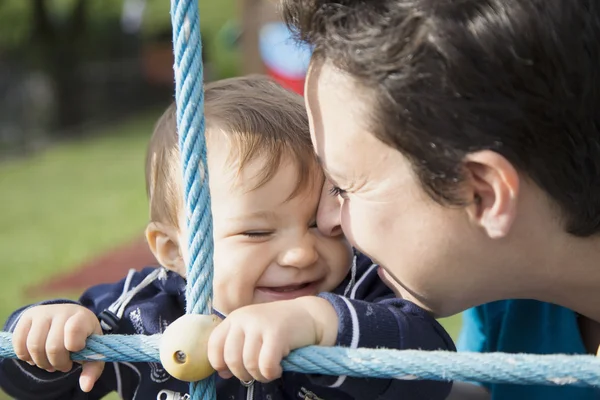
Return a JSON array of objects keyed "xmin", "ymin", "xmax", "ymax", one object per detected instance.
[
  {"xmin": 145, "ymin": 222, "xmax": 186, "ymax": 276},
  {"xmin": 462, "ymin": 150, "xmax": 520, "ymax": 239}
]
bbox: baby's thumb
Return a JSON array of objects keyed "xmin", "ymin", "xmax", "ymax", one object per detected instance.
[{"xmin": 79, "ymin": 361, "xmax": 105, "ymax": 393}]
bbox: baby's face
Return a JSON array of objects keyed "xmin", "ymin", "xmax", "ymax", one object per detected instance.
[{"xmin": 205, "ymin": 140, "xmax": 352, "ymax": 315}]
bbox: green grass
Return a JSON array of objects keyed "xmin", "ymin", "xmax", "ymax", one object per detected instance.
[
  {"xmin": 440, "ymin": 314, "xmax": 462, "ymax": 341},
  {"xmin": 0, "ymin": 114, "xmax": 157, "ymax": 321}
]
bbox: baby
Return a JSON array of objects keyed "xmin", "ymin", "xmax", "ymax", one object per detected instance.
[{"xmin": 0, "ymin": 75, "xmax": 454, "ymax": 400}]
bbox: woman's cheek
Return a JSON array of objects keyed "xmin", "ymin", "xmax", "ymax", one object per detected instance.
[{"xmin": 340, "ymin": 199, "xmax": 371, "ymax": 251}]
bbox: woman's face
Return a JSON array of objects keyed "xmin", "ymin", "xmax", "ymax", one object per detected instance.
[{"xmin": 305, "ymin": 60, "xmax": 489, "ymax": 317}]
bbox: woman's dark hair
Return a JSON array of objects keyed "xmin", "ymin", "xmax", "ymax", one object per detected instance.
[{"xmin": 282, "ymin": 0, "xmax": 600, "ymax": 236}]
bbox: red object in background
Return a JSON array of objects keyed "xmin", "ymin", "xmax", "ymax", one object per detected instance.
[
  {"xmin": 27, "ymin": 238, "xmax": 157, "ymax": 296},
  {"xmin": 142, "ymin": 43, "xmax": 175, "ymax": 86},
  {"xmin": 259, "ymin": 22, "xmax": 311, "ymax": 97},
  {"xmin": 266, "ymin": 66, "xmax": 305, "ymax": 96}
]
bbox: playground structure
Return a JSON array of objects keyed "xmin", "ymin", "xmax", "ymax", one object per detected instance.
[{"xmin": 239, "ymin": 0, "xmax": 310, "ymax": 94}]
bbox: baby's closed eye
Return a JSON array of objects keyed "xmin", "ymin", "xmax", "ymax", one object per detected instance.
[{"xmin": 241, "ymin": 231, "xmax": 274, "ymax": 239}]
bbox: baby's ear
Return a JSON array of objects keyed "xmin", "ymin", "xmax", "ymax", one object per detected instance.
[{"xmin": 145, "ymin": 222, "xmax": 186, "ymax": 276}]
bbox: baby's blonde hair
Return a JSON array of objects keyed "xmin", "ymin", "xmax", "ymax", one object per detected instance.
[{"xmin": 145, "ymin": 75, "xmax": 318, "ymax": 228}]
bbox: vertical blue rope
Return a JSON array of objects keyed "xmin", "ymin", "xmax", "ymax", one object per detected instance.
[{"xmin": 170, "ymin": 1, "xmax": 215, "ymax": 399}]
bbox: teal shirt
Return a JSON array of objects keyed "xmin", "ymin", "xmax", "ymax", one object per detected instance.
[{"xmin": 458, "ymin": 300, "xmax": 600, "ymax": 399}]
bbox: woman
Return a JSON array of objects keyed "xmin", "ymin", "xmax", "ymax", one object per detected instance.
[{"xmin": 281, "ymin": 0, "xmax": 600, "ymax": 399}]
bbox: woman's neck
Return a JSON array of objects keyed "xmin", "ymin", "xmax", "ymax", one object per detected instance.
[{"xmin": 529, "ymin": 232, "xmax": 600, "ymax": 323}]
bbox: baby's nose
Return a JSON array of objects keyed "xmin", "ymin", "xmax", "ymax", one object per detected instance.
[{"xmin": 278, "ymin": 237, "xmax": 319, "ymax": 268}]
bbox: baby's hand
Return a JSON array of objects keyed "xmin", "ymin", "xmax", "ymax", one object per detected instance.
[
  {"xmin": 12, "ymin": 304, "xmax": 104, "ymax": 392},
  {"xmin": 207, "ymin": 296, "xmax": 338, "ymax": 383}
]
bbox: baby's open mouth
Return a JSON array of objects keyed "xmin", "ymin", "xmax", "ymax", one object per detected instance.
[
  {"xmin": 267, "ymin": 282, "xmax": 311, "ymax": 292},
  {"xmin": 256, "ymin": 281, "xmax": 320, "ymax": 300}
]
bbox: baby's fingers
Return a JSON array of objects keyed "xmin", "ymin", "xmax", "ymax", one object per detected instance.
[
  {"xmin": 79, "ymin": 361, "xmax": 105, "ymax": 393},
  {"xmin": 64, "ymin": 309, "xmax": 101, "ymax": 352},
  {"xmin": 45, "ymin": 321, "xmax": 72, "ymax": 373},
  {"xmin": 258, "ymin": 334, "xmax": 284, "ymax": 382},
  {"xmin": 223, "ymin": 326, "xmax": 253, "ymax": 383},
  {"xmin": 13, "ymin": 315, "xmax": 33, "ymax": 364},
  {"xmin": 242, "ymin": 332, "xmax": 267, "ymax": 382},
  {"xmin": 27, "ymin": 319, "xmax": 53, "ymax": 371},
  {"xmin": 208, "ymin": 321, "xmax": 233, "ymax": 379}
]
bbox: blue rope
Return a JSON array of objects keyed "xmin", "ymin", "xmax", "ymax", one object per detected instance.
[
  {"xmin": 1, "ymin": 332, "xmax": 599, "ymax": 387},
  {"xmin": 171, "ymin": 0, "xmax": 214, "ymax": 398}
]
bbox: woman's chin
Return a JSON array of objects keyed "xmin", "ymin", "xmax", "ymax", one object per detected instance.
[{"xmin": 377, "ymin": 266, "xmax": 404, "ymax": 297}]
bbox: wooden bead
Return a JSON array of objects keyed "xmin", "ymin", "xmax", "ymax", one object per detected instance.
[{"xmin": 160, "ymin": 314, "xmax": 221, "ymax": 382}]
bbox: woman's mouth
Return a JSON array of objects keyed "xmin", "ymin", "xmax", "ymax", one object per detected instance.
[{"xmin": 256, "ymin": 281, "xmax": 320, "ymax": 300}]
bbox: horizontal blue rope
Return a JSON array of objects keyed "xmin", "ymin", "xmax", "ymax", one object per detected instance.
[{"xmin": 1, "ymin": 331, "xmax": 599, "ymax": 387}]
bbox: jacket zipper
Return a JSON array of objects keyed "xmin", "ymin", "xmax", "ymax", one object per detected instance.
[
  {"xmin": 156, "ymin": 389, "xmax": 189, "ymax": 400},
  {"xmin": 241, "ymin": 379, "xmax": 255, "ymax": 400}
]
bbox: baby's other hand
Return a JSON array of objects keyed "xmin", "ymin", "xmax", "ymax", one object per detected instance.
[
  {"xmin": 13, "ymin": 304, "xmax": 104, "ymax": 392},
  {"xmin": 207, "ymin": 296, "xmax": 338, "ymax": 383}
]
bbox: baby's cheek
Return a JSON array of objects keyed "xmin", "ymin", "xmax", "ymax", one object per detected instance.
[
  {"xmin": 212, "ymin": 251, "xmax": 257, "ymax": 314},
  {"xmin": 335, "ymin": 237, "xmax": 353, "ymax": 267},
  {"xmin": 212, "ymin": 250, "xmax": 238, "ymax": 313},
  {"xmin": 323, "ymin": 238, "xmax": 353, "ymax": 291},
  {"xmin": 213, "ymin": 282, "xmax": 246, "ymax": 315},
  {"xmin": 212, "ymin": 273, "xmax": 232, "ymax": 313}
]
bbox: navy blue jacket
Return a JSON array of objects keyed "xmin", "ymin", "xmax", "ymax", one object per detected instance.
[{"xmin": 0, "ymin": 255, "xmax": 455, "ymax": 399}]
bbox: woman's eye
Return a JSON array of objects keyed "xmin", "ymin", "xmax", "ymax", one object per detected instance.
[{"xmin": 329, "ymin": 185, "xmax": 347, "ymax": 198}]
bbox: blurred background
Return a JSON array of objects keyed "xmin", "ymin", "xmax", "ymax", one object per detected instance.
[{"xmin": 0, "ymin": 1, "xmax": 460, "ymax": 398}]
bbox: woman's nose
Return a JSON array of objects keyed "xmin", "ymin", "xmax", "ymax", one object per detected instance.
[
  {"xmin": 317, "ymin": 182, "xmax": 343, "ymax": 237},
  {"xmin": 278, "ymin": 234, "xmax": 319, "ymax": 269}
]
